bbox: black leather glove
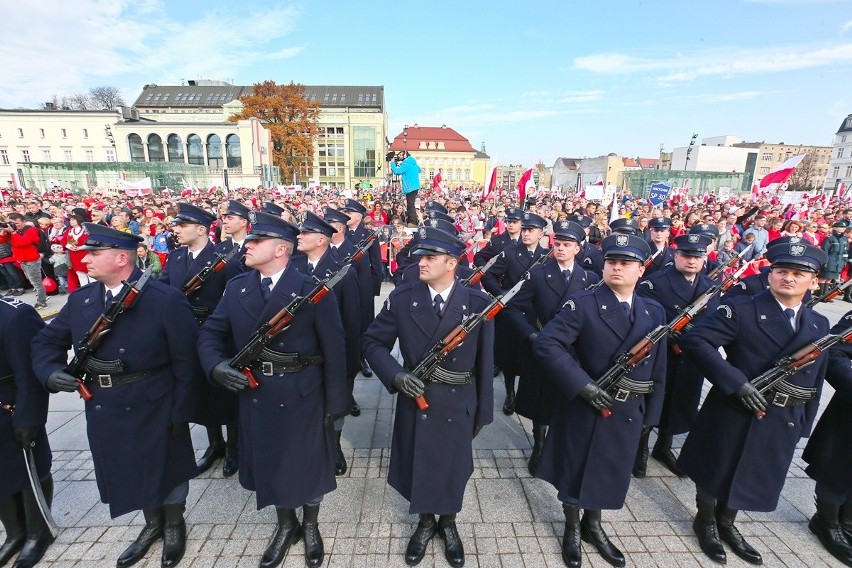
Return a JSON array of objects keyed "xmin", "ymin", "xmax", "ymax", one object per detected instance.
[
  {"xmin": 169, "ymin": 422, "xmax": 188, "ymax": 438},
  {"xmin": 578, "ymin": 382, "xmax": 614, "ymax": 412},
  {"xmin": 46, "ymin": 369, "xmax": 78, "ymax": 393},
  {"xmin": 473, "ymin": 425, "xmax": 482, "ymax": 439},
  {"xmin": 392, "ymin": 371, "xmax": 425, "ymax": 398},
  {"xmin": 668, "ymin": 329, "xmax": 683, "ymax": 345},
  {"xmin": 211, "ymin": 361, "xmax": 248, "ymax": 392},
  {"xmin": 324, "ymin": 414, "xmax": 333, "ymax": 427},
  {"xmin": 527, "ymin": 332, "xmax": 539, "ymax": 345},
  {"xmin": 13, "ymin": 426, "xmax": 41, "ymax": 447},
  {"xmin": 735, "ymin": 382, "xmax": 767, "ymax": 414}
]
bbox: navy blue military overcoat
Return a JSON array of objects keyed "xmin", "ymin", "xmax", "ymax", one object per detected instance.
[
  {"xmin": 503, "ymin": 258, "xmax": 598, "ymax": 423},
  {"xmin": 678, "ymin": 290, "xmax": 829, "ymax": 511},
  {"xmin": 0, "ymin": 297, "xmax": 49, "ymax": 500},
  {"xmin": 577, "ymin": 241, "xmax": 604, "ymax": 276},
  {"xmin": 362, "ymin": 280, "xmax": 494, "ymax": 514},
  {"xmin": 197, "ymin": 264, "xmax": 347, "ymax": 509},
  {"xmin": 640, "ymin": 244, "xmax": 674, "ymax": 279},
  {"xmin": 159, "ymin": 240, "xmax": 242, "ymax": 425},
  {"xmin": 32, "ymin": 270, "xmax": 200, "ymax": 517},
  {"xmin": 346, "ymin": 223, "xmax": 382, "ymax": 297},
  {"xmin": 397, "ymin": 261, "xmax": 476, "ymax": 289},
  {"xmin": 472, "ymin": 231, "xmax": 518, "ymax": 268},
  {"xmin": 533, "ymin": 286, "xmax": 667, "ymax": 509},
  {"xmin": 330, "ymin": 239, "xmax": 376, "ymax": 335},
  {"xmin": 637, "ymin": 266, "xmax": 719, "ymax": 433}
]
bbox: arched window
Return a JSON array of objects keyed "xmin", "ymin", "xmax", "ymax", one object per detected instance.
[
  {"xmin": 128, "ymin": 133, "xmax": 144, "ymax": 162},
  {"xmin": 207, "ymin": 134, "xmax": 223, "ymax": 168},
  {"xmin": 225, "ymin": 134, "xmax": 241, "ymax": 169},
  {"xmin": 147, "ymin": 134, "xmax": 164, "ymax": 162},
  {"xmin": 186, "ymin": 134, "xmax": 204, "ymax": 165},
  {"xmin": 167, "ymin": 134, "xmax": 184, "ymax": 162}
]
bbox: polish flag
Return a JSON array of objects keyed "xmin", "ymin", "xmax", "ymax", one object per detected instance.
[
  {"xmin": 609, "ymin": 189, "xmax": 620, "ymax": 225},
  {"xmin": 594, "ymin": 175, "xmax": 604, "ymax": 186},
  {"xmin": 759, "ymin": 155, "xmax": 805, "ymax": 188},
  {"xmin": 482, "ymin": 167, "xmax": 497, "ymax": 200},
  {"xmin": 433, "ymin": 170, "xmax": 442, "ymax": 190},
  {"xmin": 517, "ymin": 168, "xmax": 533, "ymax": 202},
  {"xmin": 839, "ymin": 182, "xmax": 848, "ymax": 199},
  {"xmin": 751, "ymin": 183, "xmax": 759, "ymax": 197}
]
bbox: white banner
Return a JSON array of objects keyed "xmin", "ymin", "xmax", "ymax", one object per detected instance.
[{"xmin": 585, "ymin": 185, "xmax": 605, "ymax": 201}]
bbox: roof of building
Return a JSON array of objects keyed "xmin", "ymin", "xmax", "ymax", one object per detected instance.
[
  {"xmin": 554, "ymin": 157, "xmax": 581, "ymax": 169},
  {"xmin": 622, "ymin": 157, "xmax": 639, "ymax": 168},
  {"xmin": 837, "ymin": 114, "xmax": 852, "ymax": 134},
  {"xmin": 474, "ymin": 150, "xmax": 490, "ymax": 159},
  {"xmin": 132, "ymin": 83, "xmax": 384, "ymax": 110},
  {"xmin": 389, "ymin": 125, "xmax": 476, "ymax": 153},
  {"xmin": 638, "ymin": 158, "xmax": 659, "ymax": 168}
]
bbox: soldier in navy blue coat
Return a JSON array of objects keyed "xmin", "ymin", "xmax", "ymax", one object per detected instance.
[
  {"xmin": 362, "ymin": 226, "xmax": 494, "ymax": 568},
  {"xmin": 323, "ymin": 206, "xmax": 374, "ymax": 416},
  {"xmin": 571, "ymin": 215, "xmax": 604, "ymax": 276},
  {"xmin": 0, "ymin": 296, "xmax": 52, "ymax": 568},
  {"xmin": 482, "ymin": 212, "xmax": 550, "ymax": 415},
  {"xmin": 689, "ymin": 223, "xmax": 723, "ymax": 280},
  {"xmin": 609, "ymin": 217, "xmax": 639, "ymax": 236},
  {"xmin": 197, "ymin": 213, "xmax": 346, "ymax": 568},
  {"xmin": 215, "ymin": 199, "xmax": 251, "ymax": 270},
  {"xmin": 32, "ymin": 223, "xmax": 200, "ymax": 568},
  {"xmin": 801, "ymin": 311, "xmax": 852, "ymax": 565},
  {"xmin": 503, "ymin": 220, "xmax": 598, "ymax": 476},
  {"xmin": 534, "ymin": 234, "xmax": 667, "ymax": 568},
  {"xmin": 642, "ymin": 217, "xmax": 675, "ymax": 279},
  {"xmin": 678, "ymin": 241, "xmax": 830, "ymax": 566},
  {"xmin": 724, "ymin": 236, "xmax": 807, "ymax": 300},
  {"xmin": 293, "ymin": 211, "xmax": 361, "ymax": 477},
  {"xmin": 472, "ymin": 207, "xmax": 522, "ymax": 268},
  {"xmin": 338, "ymin": 199, "xmax": 382, "ymax": 378},
  {"xmin": 394, "ymin": 204, "xmax": 455, "ymax": 283},
  {"xmin": 159, "ymin": 203, "xmax": 243, "ymax": 479},
  {"xmin": 635, "ymin": 234, "xmax": 718, "ymax": 479},
  {"xmin": 397, "ymin": 219, "xmax": 475, "ymax": 286}
]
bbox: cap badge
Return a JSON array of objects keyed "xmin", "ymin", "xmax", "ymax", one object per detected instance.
[
  {"xmin": 789, "ymin": 236, "xmax": 802, "ymax": 243},
  {"xmin": 419, "ymin": 228, "xmax": 427, "ymax": 239},
  {"xmin": 248, "ymin": 211, "xmax": 257, "ymax": 224},
  {"xmin": 790, "ymin": 244, "xmax": 805, "ymax": 256},
  {"xmin": 616, "ymin": 235, "xmax": 629, "ymax": 247},
  {"xmin": 688, "ymin": 235, "xmax": 699, "ymax": 244}
]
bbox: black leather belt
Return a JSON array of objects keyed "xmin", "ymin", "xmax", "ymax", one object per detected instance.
[
  {"xmin": 191, "ymin": 306, "xmax": 211, "ymax": 323},
  {"xmin": 607, "ymin": 379, "xmax": 654, "ymax": 402},
  {"xmin": 768, "ymin": 380, "xmax": 818, "ymax": 408},
  {"xmin": 254, "ymin": 348, "xmax": 324, "ymax": 376},
  {"xmin": 85, "ymin": 364, "xmax": 169, "ymax": 388}
]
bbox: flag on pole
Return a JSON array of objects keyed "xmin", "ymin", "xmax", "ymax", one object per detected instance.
[
  {"xmin": 759, "ymin": 154, "xmax": 806, "ymax": 188},
  {"xmin": 482, "ymin": 167, "xmax": 497, "ymax": 200},
  {"xmin": 577, "ymin": 173, "xmax": 583, "ymax": 198},
  {"xmin": 609, "ymin": 189, "xmax": 620, "ymax": 225},
  {"xmin": 432, "ymin": 170, "xmax": 442, "ymax": 190},
  {"xmin": 517, "ymin": 168, "xmax": 533, "ymax": 202},
  {"xmin": 751, "ymin": 183, "xmax": 759, "ymax": 197},
  {"xmin": 839, "ymin": 182, "xmax": 848, "ymax": 199}
]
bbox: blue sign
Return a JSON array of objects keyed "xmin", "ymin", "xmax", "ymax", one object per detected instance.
[{"xmin": 648, "ymin": 182, "xmax": 671, "ymax": 205}]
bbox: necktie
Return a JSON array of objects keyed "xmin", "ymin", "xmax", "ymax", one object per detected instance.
[
  {"xmin": 260, "ymin": 277, "xmax": 272, "ymax": 301},
  {"xmin": 621, "ymin": 301, "xmax": 632, "ymax": 323},
  {"xmin": 784, "ymin": 308, "xmax": 796, "ymax": 331},
  {"xmin": 105, "ymin": 290, "xmax": 114, "ymax": 305},
  {"xmin": 433, "ymin": 294, "xmax": 443, "ymax": 317},
  {"xmin": 562, "ymin": 269, "xmax": 571, "ymax": 282},
  {"xmin": 307, "ymin": 263, "xmax": 314, "ymax": 277}
]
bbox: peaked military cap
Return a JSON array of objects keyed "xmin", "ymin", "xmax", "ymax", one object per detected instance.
[
  {"xmin": 426, "ymin": 210, "xmax": 455, "ymax": 223},
  {"xmin": 672, "ymin": 234, "xmax": 712, "ymax": 257},
  {"xmin": 423, "ymin": 218, "xmax": 459, "ymax": 236},
  {"xmin": 339, "ymin": 199, "xmax": 367, "ymax": 215},
  {"xmin": 504, "ymin": 208, "xmax": 524, "ymax": 221},
  {"xmin": 610, "ymin": 218, "xmax": 639, "ymax": 235},
  {"xmin": 173, "ymin": 202, "xmax": 216, "ymax": 227},
  {"xmin": 425, "ymin": 200, "xmax": 449, "ymax": 214},
  {"xmin": 648, "ymin": 217, "xmax": 672, "ymax": 230},
  {"xmin": 689, "ymin": 223, "xmax": 720, "ymax": 239},
  {"xmin": 520, "ymin": 212, "xmax": 547, "ymax": 229},
  {"xmin": 245, "ymin": 211, "xmax": 300, "ymax": 244},
  {"xmin": 262, "ymin": 201, "xmax": 286, "ymax": 216},
  {"xmin": 766, "ymin": 242, "xmax": 827, "ymax": 274},
  {"xmin": 79, "ymin": 223, "xmax": 144, "ymax": 251},
  {"xmin": 222, "ymin": 200, "xmax": 250, "ymax": 219},
  {"xmin": 412, "ymin": 227, "xmax": 466, "ymax": 258},
  {"xmin": 299, "ymin": 211, "xmax": 336, "ymax": 238},
  {"xmin": 552, "ymin": 220, "xmax": 586, "ymax": 243},
  {"xmin": 601, "ymin": 233, "xmax": 651, "ymax": 263},
  {"xmin": 322, "ymin": 207, "xmax": 351, "ymax": 226}
]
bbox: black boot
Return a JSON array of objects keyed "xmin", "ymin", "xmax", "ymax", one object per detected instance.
[
  {"xmin": 12, "ymin": 476, "xmax": 55, "ymax": 568},
  {"xmin": 844, "ymin": 287, "xmax": 852, "ymax": 303},
  {"xmin": 222, "ymin": 424, "xmax": 238, "ymax": 478},
  {"xmin": 842, "ymin": 501, "xmax": 852, "ymax": 541},
  {"xmin": 0, "ymin": 494, "xmax": 26, "ymax": 567},
  {"xmin": 580, "ymin": 510, "xmax": 624, "ymax": 567},
  {"xmin": 405, "ymin": 514, "xmax": 436, "ymax": 566},
  {"xmin": 528, "ymin": 423, "xmax": 547, "ymax": 476},
  {"xmin": 360, "ymin": 358, "xmax": 373, "ymax": 378},
  {"xmin": 302, "ymin": 504, "xmax": 324, "ymax": 568},
  {"xmin": 437, "ymin": 514, "xmax": 464, "ymax": 568},
  {"xmin": 632, "ymin": 425, "xmax": 652, "ymax": 478},
  {"xmin": 161, "ymin": 502, "xmax": 186, "ymax": 567},
  {"xmin": 715, "ymin": 504, "xmax": 761, "ymax": 565},
  {"xmin": 561, "ymin": 504, "xmax": 582, "ymax": 568},
  {"xmin": 196, "ymin": 426, "xmax": 225, "ymax": 475},
  {"xmin": 260, "ymin": 508, "xmax": 301, "ymax": 568},
  {"xmin": 334, "ymin": 430, "xmax": 347, "ymax": 476},
  {"xmin": 693, "ymin": 498, "xmax": 726, "ymax": 564},
  {"xmin": 117, "ymin": 508, "xmax": 164, "ymax": 568},
  {"xmin": 651, "ymin": 431, "xmax": 687, "ymax": 478},
  {"xmin": 809, "ymin": 499, "xmax": 852, "ymax": 566},
  {"xmin": 349, "ymin": 396, "xmax": 361, "ymax": 417},
  {"xmin": 502, "ymin": 376, "xmax": 515, "ymax": 415}
]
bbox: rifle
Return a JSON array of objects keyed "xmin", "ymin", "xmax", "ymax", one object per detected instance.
[
  {"xmin": 747, "ymin": 326, "xmax": 852, "ymax": 419},
  {"xmin": 182, "ymin": 246, "xmax": 240, "ymax": 298},
  {"xmin": 668, "ymin": 263, "xmax": 749, "ymax": 355},
  {"xmin": 342, "ymin": 229, "xmax": 379, "ymax": 265},
  {"xmin": 233, "ymin": 264, "xmax": 351, "ymax": 389},
  {"xmin": 807, "ymin": 277, "xmax": 852, "ymax": 307},
  {"xmin": 587, "ymin": 248, "xmax": 662, "ymax": 291},
  {"xmin": 459, "ymin": 252, "xmax": 501, "ymax": 287},
  {"xmin": 410, "ymin": 276, "xmax": 528, "ymax": 411},
  {"xmin": 65, "ymin": 267, "xmax": 154, "ymax": 401},
  {"xmin": 707, "ymin": 244, "xmax": 752, "ymax": 281}
]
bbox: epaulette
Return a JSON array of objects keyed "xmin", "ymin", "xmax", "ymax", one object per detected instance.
[{"xmin": 0, "ymin": 295, "xmax": 25, "ymax": 308}]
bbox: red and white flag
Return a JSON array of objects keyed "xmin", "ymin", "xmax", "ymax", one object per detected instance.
[
  {"xmin": 517, "ymin": 168, "xmax": 533, "ymax": 202},
  {"xmin": 577, "ymin": 173, "xmax": 583, "ymax": 198},
  {"xmin": 482, "ymin": 167, "xmax": 497, "ymax": 200},
  {"xmin": 751, "ymin": 183, "xmax": 759, "ymax": 197},
  {"xmin": 432, "ymin": 170, "xmax": 443, "ymax": 190},
  {"xmin": 759, "ymin": 155, "xmax": 805, "ymax": 188},
  {"xmin": 839, "ymin": 182, "xmax": 848, "ymax": 199}
]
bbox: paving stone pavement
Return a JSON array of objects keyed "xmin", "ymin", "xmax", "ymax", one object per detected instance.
[{"xmin": 6, "ymin": 284, "xmax": 852, "ymax": 567}]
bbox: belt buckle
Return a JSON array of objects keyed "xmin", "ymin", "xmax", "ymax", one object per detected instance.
[
  {"xmin": 772, "ymin": 392, "xmax": 789, "ymax": 407},
  {"xmin": 261, "ymin": 362, "xmax": 274, "ymax": 377},
  {"xmin": 98, "ymin": 374, "xmax": 113, "ymax": 388},
  {"xmin": 614, "ymin": 388, "xmax": 630, "ymax": 403}
]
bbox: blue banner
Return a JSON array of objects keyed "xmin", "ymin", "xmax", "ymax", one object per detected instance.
[{"xmin": 648, "ymin": 182, "xmax": 671, "ymax": 205}]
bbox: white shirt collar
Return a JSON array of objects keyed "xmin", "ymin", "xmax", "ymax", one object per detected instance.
[
  {"xmin": 262, "ymin": 266, "xmax": 287, "ymax": 291},
  {"xmin": 776, "ymin": 300, "xmax": 801, "ymax": 319},
  {"xmin": 428, "ymin": 281, "xmax": 454, "ymax": 304},
  {"xmin": 556, "ymin": 260, "xmax": 576, "ymax": 273}
]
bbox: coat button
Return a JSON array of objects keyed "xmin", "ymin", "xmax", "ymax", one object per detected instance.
[
  {"xmin": 125, "ymin": 407, "xmax": 131, "ymax": 411},
  {"xmin": 786, "ymin": 422, "xmax": 794, "ymax": 428},
  {"xmin": 253, "ymin": 399, "xmax": 258, "ymax": 404},
  {"xmin": 450, "ymin": 388, "xmax": 456, "ymax": 393},
  {"xmin": 119, "ymin": 348, "xmax": 125, "ymax": 354},
  {"xmin": 447, "ymin": 418, "xmax": 453, "ymax": 423},
  {"xmin": 95, "ymin": 405, "xmax": 101, "ymax": 411},
  {"xmin": 421, "ymin": 414, "xmax": 427, "ymax": 420}
]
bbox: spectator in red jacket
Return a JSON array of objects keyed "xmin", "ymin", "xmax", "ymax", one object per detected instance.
[{"xmin": 4, "ymin": 213, "xmax": 47, "ymax": 310}]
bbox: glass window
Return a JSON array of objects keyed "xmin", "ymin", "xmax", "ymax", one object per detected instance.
[
  {"xmin": 186, "ymin": 134, "xmax": 204, "ymax": 165},
  {"xmin": 21, "ymin": 150, "xmax": 30, "ymax": 162},
  {"xmin": 61, "ymin": 128, "xmax": 66, "ymax": 138},
  {"xmin": 64, "ymin": 149, "xmax": 72, "ymax": 161},
  {"xmin": 106, "ymin": 149, "xmax": 116, "ymax": 162},
  {"xmin": 846, "ymin": 166, "xmax": 852, "ymax": 177},
  {"xmin": 352, "ymin": 126, "xmax": 376, "ymax": 178},
  {"xmin": 147, "ymin": 134, "xmax": 165, "ymax": 162},
  {"xmin": 85, "ymin": 150, "xmax": 94, "ymax": 162},
  {"xmin": 833, "ymin": 167, "xmax": 840, "ymax": 177},
  {"xmin": 226, "ymin": 134, "xmax": 242, "ymax": 168},
  {"xmin": 42, "ymin": 150, "xmax": 51, "ymax": 162},
  {"xmin": 39, "ymin": 128, "xmax": 45, "ymax": 139},
  {"xmin": 128, "ymin": 134, "xmax": 145, "ymax": 162},
  {"xmin": 17, "ymin": 128, "xmax": 23, "ymax": 138},
  {"xmin": 0, "ymin": 150, "xmax": 8, "ymax": 165},
  {"xmin": 761, "ymin": 153, "xmax": 772, "ymax": 161},
  {"xmin": 167, "ymin": 134, "xmax": 184, "ymax": 162},
  {"xmin": 83, "ymin": 129, "xmax": 88, "ymax": 139},
  {"xmin": 207, "ymin": 134, "xmax": 223, "ymax": 168},
  {"xmin": 760, "ymin": 167, "xmax": 770, "ymax": 174},
  {"xmin": 464, "ymin": 169, "xmax": 470, "ymax": 180},
  {"xmin": 839, "ymin": 148, "xmax": 845, "ymax": 158}
]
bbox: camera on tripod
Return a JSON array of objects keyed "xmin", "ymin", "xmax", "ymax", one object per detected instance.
[{"xmin": 385, "ymin": 150, "xmax": 407, "ymax": 163}]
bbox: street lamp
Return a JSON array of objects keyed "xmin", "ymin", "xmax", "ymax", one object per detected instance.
[{"xmin": 684, "ymin": 133, "xmax": 698, "ymax": 169}]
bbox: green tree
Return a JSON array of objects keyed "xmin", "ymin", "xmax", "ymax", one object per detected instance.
[{"xmin": 230, "ymin": 81, "xmax": 320, "ymax": 183}]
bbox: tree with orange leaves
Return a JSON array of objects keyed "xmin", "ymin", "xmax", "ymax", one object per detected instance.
[{"xmin": 229, "ymin": 80, "xmax": 320, "ymax": 183}]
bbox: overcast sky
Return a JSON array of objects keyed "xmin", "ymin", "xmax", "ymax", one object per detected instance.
[{"xmin": 3, "ymin": 0, "xmax": 851, "ymax": 166}]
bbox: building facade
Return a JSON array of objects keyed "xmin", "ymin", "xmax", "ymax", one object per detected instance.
[
  {"xmin": 823, "ymin": 114, "xmax": 852, "ymax": 192},
  {"xmin": 388, "ymin": 125, "xmax": 489, "ymax": 188}
]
